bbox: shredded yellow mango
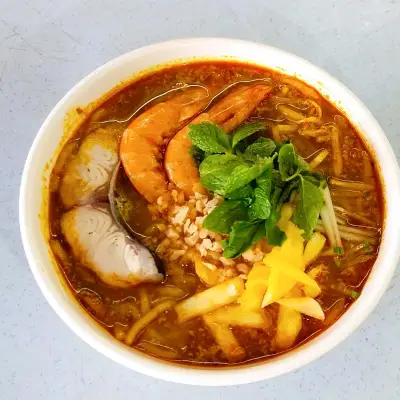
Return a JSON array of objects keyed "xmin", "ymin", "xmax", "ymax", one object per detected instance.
[
  {"xmin": 277, "ymin": 297, "xmax": 325, "ymax": 320},
  {"xmin": 261, "ymin": 219, "xmax": 321, "ymax": 307},
  {"xmin": 280, "ymin": 264, "xmax": 321, "ymax": 294},
  {"xmin": 240, "ymin": 262, "xmax": 270, "ymax": 310},
  {"xmin": 277, "ymin": 203, "xmax": 295, "ymax": 231},
  {"xmin": 275, "ymin": 305, "xmax": 302, "ymax": 350},
  {"xmin": 303, "ymin": 232, "xmax": 326, "ymax": 265},
  {"xmin": 262, "ymin": 264, "xmax": 296, "ymax": 307}
]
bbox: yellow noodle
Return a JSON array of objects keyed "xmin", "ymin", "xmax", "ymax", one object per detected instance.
[
  {"xmin": 203, "ymin": 315, "xmax": 245, "ymax": 362},
  {"xmin": 330, "ymin": 124, "xmax": 343, "ymax": 176},
  {"xmin": 315, "ymin": 223, "xmax": 378, "ymax": 244},
  {"xmin": 331, "ymin": 189, "xmax": 364, "ymax": 198},
  {"xmin": 157, "ymin": 286, "xmax": 185, "ymax": 298},
  {"xmin": 281, "ymin": 77, "xmax": 320, "ymax": 100},
  {"xmin": 309, "ymin": 149, "xmax": 329, "ymax": 169},
  {"xmin": 139, "ymin": 341, "xmax": 178, "ymax": 359},
  {"xmin": 141, "ymin": 327, "xmax": 164, "ymax": 342},
  {"xmin": 139, "ymin": 288, "xmax": 151, "ymax": 314},
  {"xmin": 272, "ymin": 125, "xmax": 281, "ymax": 142},
  {"xmin": 124, "ymin": 300, "xmax": 175, "ymax": 346},
  {"xmin": 298, "ymin": 116, "xmax": 322, "ymax": 124},
  {"xmin": 333, "ymin": 114, "xmax": 348, "ymax": 131},
  {"xmin": 306, "ymin": 99, "xmax": 323, "ymax": 118},
  {"xmin": 333, "ymin": 206, "xmax": 376, "ymax": 227},
  {"xmin": 298, "ymin": 129, "xmax": 320, "ymax": 137},
  {"xmin": 279, "ymin": 85, "xmax": 290, "ymax": 96},
  {"xmin": 316, "ymin": 135, "xmax": 331, "ymax": 143},
  {"xmin": 330, "ymin": 178, "xmax": 375, "ymax": 191},
  {"xmin": 335, "ymin": 215, "xmax": 347, "ymax": 225},
  {"xmin": 277, "ymin": 104, "xmax": 305, "ymax": 121},
  {"xmin": 276, "ymin": 124, "xmax": 298, "ymax": 133},
  {"xmin": 338, "ymin": 224, "xmax": 377, "ymax": 238}
]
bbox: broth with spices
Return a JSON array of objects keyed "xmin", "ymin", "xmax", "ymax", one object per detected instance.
[{"xmin": 48, "ymin": 61, "xmax": 382, "ymax": 365}]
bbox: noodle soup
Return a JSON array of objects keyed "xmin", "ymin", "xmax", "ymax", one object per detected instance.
[{"xmin": 48, "ymin": 61, "xmax": 382, "ymax": 365}]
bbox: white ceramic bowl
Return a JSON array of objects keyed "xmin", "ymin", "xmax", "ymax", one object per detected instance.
[{"xmin": 20, "ymin": 38, "xmax": 400, "ymax": 386}]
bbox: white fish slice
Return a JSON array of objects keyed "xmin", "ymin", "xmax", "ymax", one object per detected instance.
[
  {"xmin": 59, "ymin": 129, "xmax": 119, "ymax": 208},
  {"xmin": 61, "ymin": 203, "xmax": 164, "ymax": 288}
]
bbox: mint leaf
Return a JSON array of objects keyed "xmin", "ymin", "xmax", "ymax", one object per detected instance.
[
  {"xmin": 225, "ymin": 185, "xmax": 253, "ymax": 200},
  {"xmin": 199, "ymin": 154, "xmax": 245, "ymax": 194},
  {"xmin": 203, "ymin": 200, "xmax": 248, "ymax": 234},
  {"xmin": 251, "ymin": 222, "xmax": 266, "ymax": 247},
  {"xmin": 292, "ymin": 175, "xmax": 324, "ymax": 239},
  {"xmin": 223, "ymin": 221, "xmax": 264, "ymax": 258},
  {"xmin": 224, "ymin": 158, "xmax": 272, "ymax": 195},
  {"xmin": 189, "ymin": 145, "xmax": 206, "ymax": 165},
  {"xmin": 276, "ymin": 178, "xmax": 299, "ymax": 209},
  {"xmin": 278, "ymin": 143, "xmax": 306, "ymax": 181},
  {"xmin": 245, "ymin": 137, "xmax": 276, "ymax": 159},
  {"xmin": 297, "ymin": 155, "xmax": 311, "ymax": 172},
  {"xmin": 265, "ymin": 210, "xmax": 286, "ymax": 245},
  {"xmin": 231, "ymin": 122, "xmax": 265, "ymax": 149},
  {"xmin": 256, "ymin": 162, "xmax": 273, "ymax": 198},
  {"xmin": 249, "ymin": 188, "xmax": 271, "ymax": 221},
  {"xmin": 302, "ymin": 171, "xmax": 325, "ymax": 187},
  {"xmin": 188, "ymin": 122, "xmax": 231, "ymax": 154},
  {"xmin": 270, "ymin": 170, "xmax": 285, "ymax": 210}
]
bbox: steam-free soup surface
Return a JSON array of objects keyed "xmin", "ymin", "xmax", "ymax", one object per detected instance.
[{"xmin": 49, "ymin": 62, "xmax": 382, "ymax": 365}]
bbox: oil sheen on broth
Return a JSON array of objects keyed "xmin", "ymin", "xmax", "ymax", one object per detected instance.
[{"xmin": 48, "ymin": 62, "xmax": 383, "ymax": 365}]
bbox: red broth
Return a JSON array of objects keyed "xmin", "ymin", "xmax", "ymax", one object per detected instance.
[{"xmin": 48, "ymin": 61, "xmax": 383, "ymax": 365}]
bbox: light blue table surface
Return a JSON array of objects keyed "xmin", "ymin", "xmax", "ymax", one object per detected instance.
[{"xmin": 1, "ymin": 0, "xmax": 399, "ymax": 398}]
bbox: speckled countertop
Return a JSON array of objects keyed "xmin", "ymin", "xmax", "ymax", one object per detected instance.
[{"xmin": 1, "ymin": 0, "xmax": 399, "ymax": 398}]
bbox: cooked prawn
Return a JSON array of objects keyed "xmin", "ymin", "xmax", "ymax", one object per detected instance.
[
  {"xmin": 120, "ymin": 87, "xmax": 212, "ymax": 203},
  {"xmin": 164, "ymin": 84, "xmax": 273, "ymax": 196}
]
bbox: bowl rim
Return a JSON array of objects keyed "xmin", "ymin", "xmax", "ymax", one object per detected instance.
[{"xmin": 19, "ymin": 37, "xmax": 400, "ymax": 386}]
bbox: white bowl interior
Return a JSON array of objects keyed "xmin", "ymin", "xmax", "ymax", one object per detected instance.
[{"xmin": 19, "ymin": 38, "xmax": 400, "ymax": 386}]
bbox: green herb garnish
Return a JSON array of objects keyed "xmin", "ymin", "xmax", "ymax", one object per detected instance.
[
  {"xmin": 231, "ymin": 122, "xmax": 265, "ymax": 149},
  {"xmin": 187, "ymin": 122, "xmax": 326, "ymax": 257},
  {"xmin": 188, "ymin": 122, "xmax": 231, "ymax": 154},
  {"xmin": 245, "ymin": 137, "xmax": 276, "ymax": 159},
  {"xmin": 348, "ymin": 290, "xmax": 360, "ymax": 299},
  {"xmin": 225, "ymin": 185, "xmax": 253, "ymax": 200},
  {"xmin": 199, "ymin": 154, "xmax": 244, "ymax": 195},
  {"xmin": 203, "ymin": 200, "xmax": 248, "ymax": 234},
  {"xmin": 362, "ymin": 241, "xmax": 373, "ymax": 254},
  {"xmin": 223, "ymin": 158, "xmax": 272, "ymax": 195},
  {"xmin": 278, "ymin": 143, "xmax": 310, "ymax": 181},
  {"xmin": 333, "ymin": 246, "xmax": 344, "ymax": 256},
  {"xmin": 222, "ymin": 221, "xmax": 265, "ymax": 259},
  {"xmin": 291, "ymin": 175, "xmax": 324, "ymax": 239},
  {"xmin": 249, "ymin": 188, "xmax": 271, "ymax": 221},
  {"xmin": 265, "ymin": 210, "xmax": 286, "ymax": 245}
]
